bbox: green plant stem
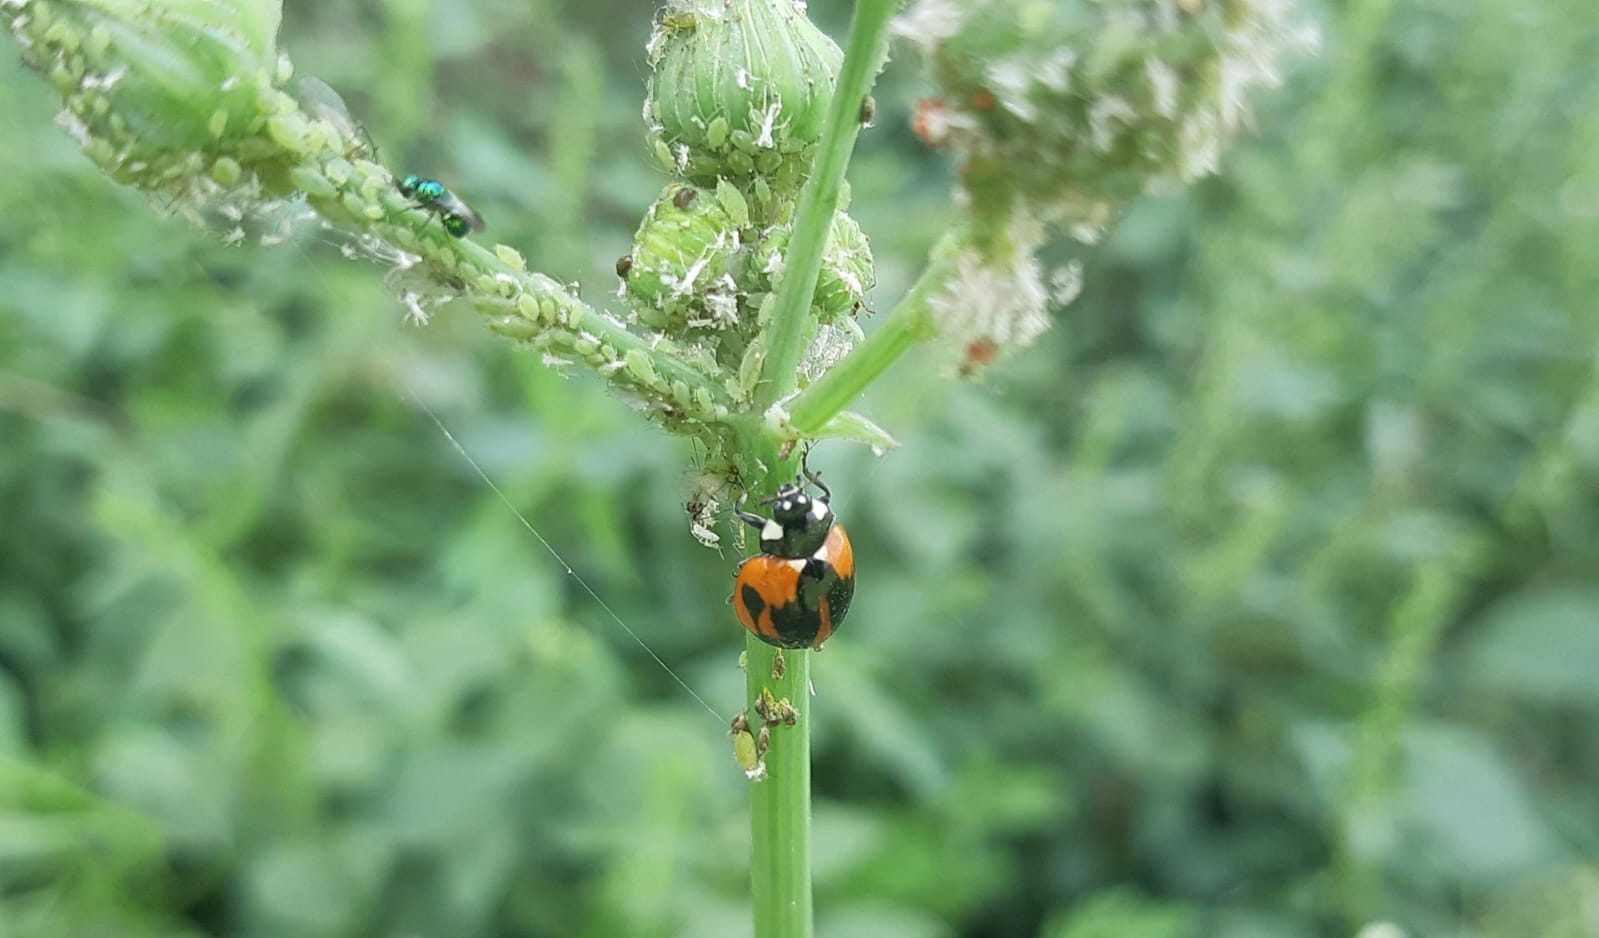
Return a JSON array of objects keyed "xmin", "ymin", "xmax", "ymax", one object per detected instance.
[
  {"xmin": 737, "ymin": 1, "xmax": 903, "ymax": 896},
  {"xmin": 1336, "ymin": 557, "xmax": 1468, "ymax": 925},
  {"xmin": 788, "ymin": 232, "xmax": 960, "ymax": 435},
  {"xmin": 754, "ymin": 0, "xmax": 898, "ymax": 412},
  {"xmin": 747, "ymin": 638, "xmax": 812, "ymax": 938}
]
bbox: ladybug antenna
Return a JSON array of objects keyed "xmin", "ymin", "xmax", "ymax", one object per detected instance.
[{"xmin": 800, "ymin": 446, "xmax": 830, "ymax": 502}]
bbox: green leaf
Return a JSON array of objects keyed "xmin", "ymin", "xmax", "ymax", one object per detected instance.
[
  {"xmin": 1041, "ymin": 890, "xmax": 1195, "ymax": 938},
  {"xmin": 1401, "ymin": 725, "xmax": 1554, "ymax": 880},
  {"xmin": 818, "ymin": 904, "xmax": 953, "ymax": 938},
  {"xmin": 1463, "ymin": 586, "xmax": 1599, "ymax": 705},
  {"xmin": 814, "ymin": 410, "xmax": 899, "ymax": 453}
]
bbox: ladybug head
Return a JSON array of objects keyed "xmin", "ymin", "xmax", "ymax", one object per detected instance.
[
  {"xmin": 769, "ymin": 481, "xmax": 820, "ymax": 524},
  {"xmin": 736, "ymin": 474, "xmax": 835, "ymax": 559}
]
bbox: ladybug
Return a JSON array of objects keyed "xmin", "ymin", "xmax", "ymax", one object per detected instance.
[{"xmin": 732, "ymin": 464, "xmax": 855, "ymax": 650}]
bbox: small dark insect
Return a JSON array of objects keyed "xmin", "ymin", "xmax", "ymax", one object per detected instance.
[
  {"xmin": 859, "ymin": 95, "xmax": 876, "ymax": 126},
  {"xmin": 673, "ymin": 186, "xmax": 699, "ymax": 210},
  {"xmin": 616, "ymin": 254, "xmax": 634, "ymax": 278}
]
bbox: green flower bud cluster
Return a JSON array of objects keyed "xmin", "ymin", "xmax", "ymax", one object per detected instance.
[
  {"xmin": 6, "ymin": 0, "xmax": 294, "ymax": 198},
  {"xmin": 621, "ymin": 179, "xmax": 873, "ymax": 404},
  {"xmin": 756, "ymin": 211, "xmax": 873, "ymax": 323},
  {"xmin": 645, "ymin": 0, "xmax": 842, "ymax": 189},
  {"xmin": 626, "ymin": 183, "xmax": 871, "ymax": 329},
  {"xmin": 625, "ymin": 183, "xmax": 746, "ymax": 331},
  {"xmin": 631, "ymin": 0, "xmax": 877, "ymax": 412},
  {"xmin": 895, "ymin": 0, "xmax": 1317, "ymax": 238}
]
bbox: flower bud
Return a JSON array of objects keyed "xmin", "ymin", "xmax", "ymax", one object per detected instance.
[
  {"xmin": 625, "ymin": 183, "xmax": 749, "ymax": 331},
  {"xmin": 9, "ymin": 0, "xmax": 285, "ymax": 187},
  {"xmin": 754, "ymin": 211, "xmax": 873, "ymax": 322},
  {"xmin": 645, "ymin": 0, "xmax": 842, "ymax": 187}
]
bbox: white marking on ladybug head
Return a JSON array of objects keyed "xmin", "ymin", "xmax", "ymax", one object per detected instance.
[
  {"xmin": 761, "ymin": 519, "xmax": 783, "ymax": 542},
  {"xmin": 811, "ymin": 499, "xmax": 828, "ymax": 520}
]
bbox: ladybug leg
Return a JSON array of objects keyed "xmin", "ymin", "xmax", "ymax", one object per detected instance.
[{"xmin": 734, "ymin": 490, "xmax": 768, "ymax": 530}]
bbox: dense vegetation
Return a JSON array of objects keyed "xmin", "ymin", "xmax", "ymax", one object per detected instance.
[{"xmin": 2, "ymin": 0, "xmax": 1596, "ymax": 936}]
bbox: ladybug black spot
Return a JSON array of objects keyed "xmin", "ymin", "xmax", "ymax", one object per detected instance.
[{"xmin": 741, "ymin": 584, "xmax": 766, "ymax": 621}]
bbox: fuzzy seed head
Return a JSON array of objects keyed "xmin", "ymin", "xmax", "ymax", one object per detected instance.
[
  {"xmin": 895, "ymin": 0, "xmax": 1318, "ymax": 235},
  {"xmin": 927, "ymin": 214, "xmax": 1051, "ymax": 376}
]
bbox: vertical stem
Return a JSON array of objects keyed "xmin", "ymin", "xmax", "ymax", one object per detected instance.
[
  {"xmin": 754, "ymin": 0, "xmax": 899, "ymax": 411},
  {"xmin": 1336, "ymin": 558, "xmax": 1467, "ymax": 925},
  {"xmin": 745, "ymin": 4, "xmax": 899, "ymax": 932},
  {"xmin": 748, "ymin": 639, "xmax": 812, "ymax": 938}
]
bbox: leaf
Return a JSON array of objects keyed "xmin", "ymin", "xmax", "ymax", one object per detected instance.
[
  {"xmin": 1477, "ymin": 864, "xmax": 1599, "ymax": 938},
  {"xmin": 1400, "ymin": 725, "xmax": 1554, "ymax": 880},
  {"xmin": 1462, "ymin": 586, "xmax": 1599, "ymax": 705},
  {"xmin": 819, "ymin": 904, "xmax": 954, "ymax": 938},
  {"xmin": 1041, "ymin": 890, "xmax": 1195, "ymax": 938},
  {"xmin": 814, "ymin": 410, "xmax": 899, "ymax": 453}
]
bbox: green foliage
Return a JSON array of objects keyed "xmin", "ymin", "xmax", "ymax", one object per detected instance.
[
  {"xmin": 1041, "ymin": 890, "xmax": 1193, "ymax": 938},
  {"xmin": 2, "ymin": 1, "xmax": 1597, "ymax": 938}
]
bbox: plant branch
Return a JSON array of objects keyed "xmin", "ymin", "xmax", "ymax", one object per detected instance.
[
  {"xmin": 4, "ymin": 0, "xmax": 732, "ymax": 429},
  {"xmin": 299, "ymin": 153, "xmax": 737, "ymax": 426},
  {"xmin": 788, "ymin": 230, "xmax": 959, "ymax": 435}
]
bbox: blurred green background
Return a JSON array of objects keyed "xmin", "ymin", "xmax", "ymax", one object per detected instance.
[{"xmin": 3, "ymin": 0, "xmax": 1598, "ymax": 936}]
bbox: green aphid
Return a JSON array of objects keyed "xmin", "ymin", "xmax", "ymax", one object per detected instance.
[
  {"xmin": 396, "ymin": 173, "xmax": 485, "ymax": 238},
  {"xmin": 660, "ymin": 10, "xmax": 696, "ymax": 33}
]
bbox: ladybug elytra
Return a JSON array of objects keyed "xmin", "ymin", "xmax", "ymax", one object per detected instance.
[{"xmin": 732, "ymin": 465, "xmax": 855, "ymax": 650}]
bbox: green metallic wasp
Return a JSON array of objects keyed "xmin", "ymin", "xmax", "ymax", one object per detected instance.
[{"xmin": 396, "ymin": 174, "xmax": 485, "ymax": 238}]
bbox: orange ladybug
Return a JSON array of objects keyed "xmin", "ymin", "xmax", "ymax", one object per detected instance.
[{"xmin": 731, "ymin": 464, "xmax": 855, "ymax": 650}]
